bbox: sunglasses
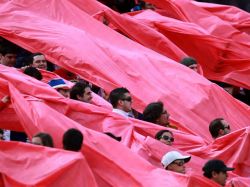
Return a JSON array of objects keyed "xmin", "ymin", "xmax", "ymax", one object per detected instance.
[
  {"xmin": 121, "ymin": 97, "xmax": 132, "ymax": 102},
  {"xmin": 161, "ymin": 135, "xmax": 174, "ymax": 142},
  {"xmin": 222, "ymin": 125, "xmax": 230, "ymax": 130},
  {"xmin": 172, "ymin": 160, "xmax": 185, "ymax": 166}
]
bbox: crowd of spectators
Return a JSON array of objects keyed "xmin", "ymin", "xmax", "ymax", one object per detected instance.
[{"xmin": 0, "ymin": 0, "xmax": 248, "ymax": 184}]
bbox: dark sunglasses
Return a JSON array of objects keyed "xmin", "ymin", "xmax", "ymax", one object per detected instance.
[
  {"xmin": 121, "ymin": 97, "xmax": 132, "ymax": 102},
  {"xmin": 172, "ymin": 160, "xmax": 184, "ymax": 166},
  {"xmin": 161, "ymin": 135, "xmax": 174, "ymax": 142},
  {"xmin": 222, "ymin": 125, "xmax": 230, "ymax": 130}
]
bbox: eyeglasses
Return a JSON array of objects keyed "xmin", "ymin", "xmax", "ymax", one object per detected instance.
[
  {"xmin": 121, "ymin": 97, "xmax": 132, "ymax": 102},
  {"xmin": 161, "ymin": 135, "xmax": 174, "ymax": 142},
  {"xmin": 172, "ymin": 160, "xmax": 185, "ymax": 166}
]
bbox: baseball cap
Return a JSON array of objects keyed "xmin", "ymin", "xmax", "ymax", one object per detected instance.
[
  {"xmin": 203, "ymin": 160, "xmax": 234, "ymax": 174},
  {"xmin": 48, "ymin": 78, "xmax": 70, "ymax": 90},
  {"xmin": 161, "ymin": 151, "xmax": 191, "ymax": 168}
]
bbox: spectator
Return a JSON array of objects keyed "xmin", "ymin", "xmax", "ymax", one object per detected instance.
[
  {"xmin": 25, "ymin": 53, "xmax": 48, "ymax": 70},
  {"xmin": 161, "ymin": 151, "xmax": 191, "ymax": 174},
  {"xmin": 143, "ymin": 101, "xmax": 177, "ymax": 129},
  {"xmin": 23, "ymin": 67, "xmax": 43, "ymax": 80},
  {"xmin": 48, "ymin": 78, "xmax": 71, "ymax": 98},
  {"xmin": 209, "ymin": 118, "xmax": 231, "ymax": 139},
  {"xmin": 32, "ymin": 132, "xmax": 54, "ymax": 147},
  {"xmin": 155, "ymin": 130, "xmax": 174, "ymax": 146},
  {"xmin": 104, "ymin": 132, "xmax": 122, "ymax": 142},
  {"xmin": 70, "ymin": 82, "xmax": 92, "ymax": 103},
  {"xmin": 109, "ymin": 87, "xmax": 133, "ymax": 118},
  {"xmin": 0, "ymin": 46, "xmax": 17, "ymax": 67},
  {"xmin": 63, "ymin": 128, "xmax": 83, "ymax": 152},
  {"xmin": 203, "ymin": 159, "xmax": 234, "ymax": 186},
  {"xmin": 180, "ymin": 57, "xmax": 199, "ymax": 73}
]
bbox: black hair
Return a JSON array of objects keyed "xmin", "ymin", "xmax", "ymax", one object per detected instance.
[
  {"xmin": 109, "ymin": 87, "xmax": 130, "ymax": 108},
  {"xmin": 180, "ymin": 57, "xmax": 197, "ymax": 67},
  {"xmin": 0, "ymin": 45, "xmax": 18, "ymax": 56},
  {"xmin": 143, "ymin": 101, "xmax": 164, "ymax": 123},
  {"xmin": 155, "ymin": 130, "xmax": 173, "ymax": 140},
  {"xmin": 70, "ymin": 82, "xmax": 90, "ymax": 100},
  {"xmin": 23, "ymin": 67, "xmax": 43, "ymax": 80},
  {"xmin": 209, "ymin": 118, "xmax": 224, "ymax": 138},
  {"xmin": 63, "ymin": 128, "xmax": 83, "ymax": 152},
  {"xmin": 33, "ymin": 132, "xmax": 54, "ymax": 147},
  {"xmin": 202, "ymin": 159, "xmax": 233, "ymax": 178},
  {"xmin": 104, "ymin": 132, "xmax": 122, "ymax": 142}
]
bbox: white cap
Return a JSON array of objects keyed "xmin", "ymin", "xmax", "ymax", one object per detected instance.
[{"xmin": 161, "ymin": 151, "xmax": 191, "ymax": 169}]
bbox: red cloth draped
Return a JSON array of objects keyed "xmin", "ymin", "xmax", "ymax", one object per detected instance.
[
  {"xmin": 0, "ymin": 141, "xmax": 97, "ymax": 187},
  {"xmin": 0, "ymin": 0, "xmax": 250, "ymax": 186}
]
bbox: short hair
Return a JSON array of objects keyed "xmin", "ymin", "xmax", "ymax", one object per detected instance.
[
  {"xmin": 143, "ymin": 101, "xmax": 164, "ymax": 123},
  {"xmin": 33, "ymin": 132, "xmax": 54, "ymax": 147},
  {"xmin": 180, "ymin": 57, "xmax": 197, "ymax": 67},
  {"xmin": 104, "ymin": 132, "xmax": 122, "ymax": 142},
  {"xmin": 209, "ymin": 118, "xmax": 224, "ymax": 138},
  {"xmin": 70, "ymin": 82, "xmax": 90, "ymax": 100},
  {"xmin": 155, "ymin": 130, "xmax": 173, "ymax": 140},
  {"xmin": 23, "ymin": 67, "xmax": 43, "ymax": 80},
  {"xmin": 109, "ymin": 87, "xmax": 130, "ymax": 108},
  {"xmin": 63, "ymin": 128, "xmax": 83, "ymax": 151}
]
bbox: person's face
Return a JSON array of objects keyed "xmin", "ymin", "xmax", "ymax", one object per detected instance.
[
  {"xmin": 188, "ymin": 64, "xmax": 198, "ymax": 72},
  {"xmin": 58, "ymin": 88, "xmax": 70, "ymax": 98},
  {"xmin": 121, "ymin": 93, "xmax": 132, "ymax": 112},
  {"xmin": 157, "ymin": 109, "xmax": 170, "ymax": 127},
  {"xmin": 159, "ymin": 132, "xmax": 174, "ymax": 146},
  {"xmin": 221, "ymin": 120, "xmax": 231, "ymax": 135},
  {"xmin": 1, "ymin": 53, "xmax": 17, "ymax": 67},
  {"xmin": 32, "ymin": 55, "xmax": 47, "ymax": 70},
  {"xmin": 212, "ymin": 171, "xmax": 228, "ymax": 186},
  {"xmin": 82, "ymin": 87, "xmax": 92, "ymax": 103},
  {"xmin": 167, "ymin": 160, "xmax": 186, "ymax": 174},
  {"xmin": 32, "ymin": 137, "xmax": 43, "ymax": 146}
]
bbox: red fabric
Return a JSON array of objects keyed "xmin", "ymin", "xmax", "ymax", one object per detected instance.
[
  {"xmin": 0, "ymin": 1, "xmax": 250, "ymax": 186},
  {"xmin": 53, "ymin": 68, "xmax": 77, "ymax": 81},
  {"xmin": 0, "ymin": 101, "xmax": 7, "ymax": 111},
  {"xmin": 143, "ymin": 0, "xmax": 250, "ymax": 89},
  {"xmin": 0, "ymin": 1, "xmax": 249, "ymax": 136},
  {"xmin": 6, "ymin": 80, "xmax": 212, "ymax": 187},
  {"xmin": 193, "ymin": 2, "xmax": 250, "ymax": 35},
  {"xmin": 1, "ymin": 65, "xmax": 250, "ymax": 186},
  {"xmin": 0, "ymin": 141, "xmax": 97, "ymax": 187}
]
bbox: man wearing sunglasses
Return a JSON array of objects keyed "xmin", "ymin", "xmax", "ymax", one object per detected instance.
[
  {"xmin": 161, "ymin": 151, "xmax": 191, "ymax": 174},
  {"xmin": 155, "ymin": 130, "xmax": 174, "ymax": 146},
  {"xmin": 209, "ymin": 118, "xmax": 231, "ymax": 139},
  {"xmin": 109, "ymin": 87, "xmax": 133, "ymax": 118}
]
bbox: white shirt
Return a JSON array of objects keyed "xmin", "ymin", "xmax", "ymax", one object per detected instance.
[{"xmin": 112, "ymin": 108, "xmax": 133, "ymax": 118}]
